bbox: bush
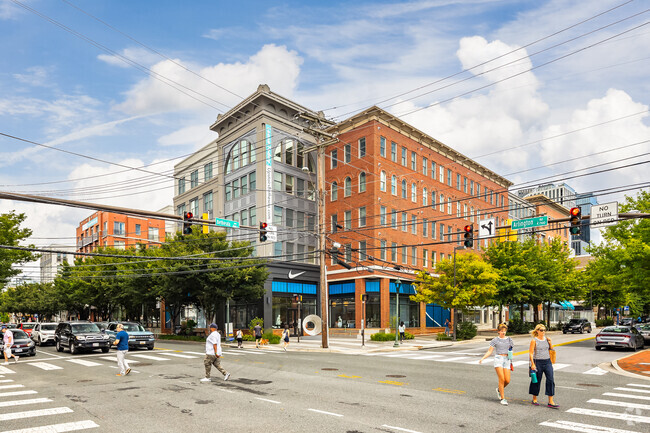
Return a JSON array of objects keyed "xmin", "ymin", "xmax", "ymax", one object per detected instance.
[
  {"xmin": 158, "ymin": 334, "xmax": 205, "ymax": 342},
  {"xmin": 370, "ymin": 332, "xmax": 414, "ymax": 342},
  {"xmin": 596, "ymin": 317, "xmax": 614, "ymax": 327},
  {"xmin": 262, "ymin": 331, "xmax": 280, "ymax": 344},
  {"xmin": 506, "ymin": 315, "xmax": 539, "ymax": 335},
  {"xmin": 437, "ymin": 332, "xmax": 451, "ymax": 341},
  {"xmin": 456, "ymin": 321, "xmax": 477, "ymax": 340},
  {"xmin": 242, "ymin": 334, "xmax": 254, "ymax": 341}
]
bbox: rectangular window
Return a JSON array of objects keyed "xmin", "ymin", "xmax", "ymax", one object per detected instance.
[
  {"xmin": 391, "ymin": 209, "xmax": 397, "ymax": 229},
  {"xmin": 401, "ymin": 147, "xmax": 407, "ymax": 166},
  {"xmin": 411, "ymin": 247, "xmax": 417, "ymax": 266},
  {"xmin": 344, "ymin": 210, "xmax": 352, "ymax": 230},
  {"xmin": 285, "ymin": 242, "xmax": 295, "ymax": 261},
  {"xmin": 423, "ymin": 249, "xmax": 428, "ymax": 268},
  {"xmin": 423, "ymin": 157, "xmax": 428, "ymax": 175},
  {"xmin": 135, "ymin": 224, "xmax": 141, "ymax": 236},
  {"xmin": 178, "ymin": 177, "xmax": 185, "ymax": 195},
  {"xmin": 344, "ymin": 144, "xmax": 351, "ymax": 163},
  {"xmin": 345, "ymin": 243, "xmax": 352, "ymax": 262},
  {"xmin": 431, "ymin": 221, "xmax": 436, "ymax": 239},
  {"xmin": 391, "ymin": 242, "xmax": 397, "ymax": 262},
  {"xmin": 402, "ymin": 246, "xmax": 408, "ymax": 264},
  {"xmin": 113, "ymin": 240, "xmax": 125, "ymax": 250},
  {"xmin": 391, "ymin": 141, "xmax": 397, "ymax": 162},
  {"xmin": 332, "ymin": 214, "xmax": 338, "ymax": 233},
  {"xmin": 273, "ymin": 171, "xmax": 282, "ymax": 191},
  {"xmin": 297, "ymin": 211, "xmax": 305, "ymax": 230},
  {"xmin": 359, "ymin": 241, "xmax": 367, "ymax": 260},
  {"xmin": 381, "ymin": 240, "xmax": 387, "ymax": 261},
  {"xmin": 273, "ymin": 206, "xmax": 283, "ymax": 225},
  {"xmin": 476, "ymin": 183, "xmax": 481, "ymax": 198},
  {"xmin": 190, "ymin": 199, "xmax": 199, "ymax": 216},
  {"xmin": 380, "ymin": 206, "xmax": 387, "ymax": 226},
  {"xmin": 447, "ymin": 168, "xmax": 452, "ymax": 186},
  {"xmin": 297, "ymin": 178, "xmax": 305, "ymax": 198},
  {"xmin": 286, "ymin": 209, "xmax": 294, "ymax": 228},
  {"xmin": 440, "ymin": 223, "xmax": 445, "ymax": 241},
  {"xmin": 423, "ymin": 218, "xmax": 428, "ymax": 238},
  {"xmin": 456, "ymin": 173, "xmax": 460, "ymax": 190},
  {"xmin": 431, "ymin": 161, "xmax": 436, "ymax": 179},
  {"xmin": 274, "ymin": 242, "xmax": 282, "ymax": 257},
  {"xmin": 285, "ymin": 175, "xmax": 294, "ymax": 195},
  {"xmin": 463, "ymin": 177, "xmax": 468, "ymax": 193},
  {"xmin": 470, "ymin": 180, "xmax": 474, "ymax": 195},
  {"xmin": 359, "ymin": 137, "xmax": 366, "ymax": 158},
  {"xmin": 241, "ymin": 175, "xmax": 248, "ymax": 195},
  {"xmin": 380, "ymin": 136, "xmax": 386, "ymax": 157},
  {"xmin": 190, "ymin": 170, "xmax": 199, "ymax": 188},
  {"xmin": 439, "ymin": 166, "xmax": 444, "ymax": 183},
  {"xmin": 233, "ymin": 178, "xmax": 240, "ymax": 199},
  {"xmin": 411, "ymin": 214, "xmax": 417, "ymax": 235},
  {"xmin": 411, "ymin": 151, "xmax": 416, "ymax": 171},
  {"xmin": 249, "ymin": 207, "xmax": 256, "ymax": 226},
  {"xmin": 307, "ymin": 214, "xmax": 315, "ymax": 231},
  {"xmin": 331, "ymin": 150, "xmax": 338, "ymax": 169},
  {"xmin": 204, "ymin": 162, "xmax": 213, "ymax": 181},
  {"xmin": 113, "ymin": 221, "xmax": 125, "ymax": 236},
  {"xmin": 241, "ymin": 209, "xmax": 248, "ymax": 227},
  {"xmin": 148, "ymin": 227, "xmax": 159, "ymax": 241},
  {"xmin": 359, "ymin": 207, "xmax": 366, "ymax": 227},
  {"xmin": 249, "ymin": 172, "xmax": 256, "ymax": 192},
  {"xmin": 204, "ymin": 192, "xmax": 213, "ymax": 215},
  {"xmin": 402, "ymin": 212, "xmax": 407, "ymax": 232}
]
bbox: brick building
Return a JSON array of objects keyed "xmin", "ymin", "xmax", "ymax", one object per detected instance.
[
  {"xmin": 324, "ymin": 106, "xmax": 513, "ymax": 333},
  {"xmin": 76, "ymin": 211, "xmax": 166, "ymax": 254}
]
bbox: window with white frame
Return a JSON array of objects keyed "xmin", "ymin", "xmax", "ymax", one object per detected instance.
[
  {"xmin": 423, "ymin": 187, "xmax": 428, "ymax": 206},
  {"xmin": 358, "ymin": 137, "xmax": 366, "ymax": 158},
  {"xmin": 380, "ymin": 171, "xmax": 387, "ymax": 192},
  {"xmin": 423, "ymin": 219, "xmax": 428, "ymax": 237},
  {"xmin": 344, "ymin": 210, "xmax": 352, "ymax": 230},
  {"xmin": 391, "ymin": 175, "xmax": 397, "ymax": 195},
  {"xmin": 380, "ymin": 136, "xmax": 386, "ymax": 157},
  {"xmin": 344, "ymin": 177, "xmax": 352, "ymax": 197},
  {"xmin": 359, "ymin": 172, "xmax": 366, "ymax": 193},
  {"xmin": 411, "ymin": 214, "xmax": 417, "ymax": 235},
  {"xmin": 344, "ymin": 144, "xmax": 351, "ymax": 163},
  {"xmin": 331, "ymin": 182, "xmax": 338, "ymax": 201},
  {"xmin": 411, "ymin": 151, "xmax": 416, "ymax": 171},
  {"xmin": 411, "ymin": 183, "xmax": 417, "ymax": 202},
  {"xmin": 401, "ymin": 180, "xmax": 407, "ymax": 199},
  {"xmin": 359, "ymin": 207, "xmax": 366, "ymax": 227},
  {"xmin": 423, "ymin": 157, "xmax": 428, "ymax": 175},
  {"xmin": 331, "ymin": 150, "xmax": 338, "ymax": 169}
]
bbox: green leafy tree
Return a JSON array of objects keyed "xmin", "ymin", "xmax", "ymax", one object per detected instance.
[{"xmin": 0, "ymin": 211, "xmax": 38, "ymax": 288}]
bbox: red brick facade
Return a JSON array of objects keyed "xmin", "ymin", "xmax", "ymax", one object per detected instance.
[{"xmin": 76, "ymin": 211, "xmax": 166, "ymax": 254}]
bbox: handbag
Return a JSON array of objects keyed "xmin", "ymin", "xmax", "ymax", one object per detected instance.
[{"xmin": 547, "ymin": 337, "xmax": 556, "ymax": 364}]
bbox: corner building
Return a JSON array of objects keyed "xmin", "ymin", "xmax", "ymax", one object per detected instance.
[{"xmin": 324, "ymin": 107, "xmax": 513, "ymax": 333}]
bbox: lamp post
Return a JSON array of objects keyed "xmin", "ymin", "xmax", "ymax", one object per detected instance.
[
  {"xmin": 452, "ymin": 246, "xmax": 465, "ymax": 342},
  {"xmin": 393, "ymin": 278, "xmax": 401, "ymax": 348}
]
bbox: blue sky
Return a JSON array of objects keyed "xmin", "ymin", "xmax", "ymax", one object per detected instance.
[{"xmin": 1, "ymin": 0, "xmax": 648, "ymax": 279}]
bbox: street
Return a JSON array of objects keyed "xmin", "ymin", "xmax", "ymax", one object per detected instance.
[{"xmin": 0, "ymin": 335, "xmax": 648, "ymax": 433}]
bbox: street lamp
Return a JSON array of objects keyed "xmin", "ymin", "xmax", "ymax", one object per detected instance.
[
  {"xmin": 452, "ymin": 245, "xmax": 466, "ymax": 342},
  {"xmin": 394, "ymin": 278, "xmax": 401, "ymax": 348}
]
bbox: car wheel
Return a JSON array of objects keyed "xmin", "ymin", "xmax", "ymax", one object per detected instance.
[
  {"xmin": 147, "ymin": 345, "xmax": 154, "ymax": 350},
  {"xmin": 563, "ymin": 331, "xmax": 567, "ymax": 334},
  {"xmin": 101, "ymin": 347, "xmax": 109, "ymax": 353},
  {"xmin": 56, "ymin": 340, "xmax": 63, "ymax": 352},
  {"xmin": 70, "ymin": 343, "xmax": 77, "ymax": 355},
  {"xmin": 588, "ymin": 328, "xmax": 592, "ymax": 333},
  {"xmin": 580, "ymin": 328, "xmax": 584, "ymax": 334},
  {"xmin": 595, "ymin": 346, "xmax": 602, "ymax": 351}
]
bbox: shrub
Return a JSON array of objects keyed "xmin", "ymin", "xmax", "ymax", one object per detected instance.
[
  {"xmin": 262, "ymin": 331, "xmax": 280, "ymax": 344},
  {"xmin": 158, "ymin": 334, "xmax": 204, "ymax": 342},
  {"xmin": 456, "ymin": 321, "xmax": 477, "ymax": 340},
  {"xmin": 370, "ymin": 332, "xmax": 414, "ymax": 342},
  {"xmin": 437, "ymin": 332, "xmax": 451, "ymax": 341},
  {"xmin": 596, "ymin": 317, "xmax": 614, "ymax": 327},
  {"xmin": 242, "ymin": 334, "xmax": 254, "ymax": 341}
]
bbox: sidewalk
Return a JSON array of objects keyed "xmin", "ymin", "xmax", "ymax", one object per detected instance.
[{"xmin": 612, "ymin": 349, "xmax": 650, "ymax": 380}]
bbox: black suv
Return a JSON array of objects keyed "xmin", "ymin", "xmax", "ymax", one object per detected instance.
[
  {"xmin": 563, "ymin": 318, "xmax": 592, "ymax": 334},
  {"xmin": 55, "ymin": 321, "xmax": 111, "ymax": 354}
]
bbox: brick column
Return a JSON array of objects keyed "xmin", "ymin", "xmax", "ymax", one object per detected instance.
[
  {"xmin": 380, "ymin": 278, "xmax": 390, "ymax": 329},
  {"xmin": 355, "ymin": 278, "xmax": 365, "ymax": 330},
  {"xmin": 420, "ymin": 302, "xmax": 427, "ymax": 331}
]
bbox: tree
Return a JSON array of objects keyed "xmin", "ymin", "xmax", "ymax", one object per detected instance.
[{"xmin": 0, "ymin": 211, "xmax": 37, "ymax": 288}]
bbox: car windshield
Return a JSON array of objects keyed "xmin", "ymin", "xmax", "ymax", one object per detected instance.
[
  {"xmin": 21, "ymin": 323, "xmax": 36, "ymax": 329},
  {"xmin": 122, "ymin": 323, "xmax": 146, "ymax": 332},
  {"xmin": 95, "ymin": 323, "xmax": 107, "ymax": 330},
  {"xmin": 11, "ymin": 330, "xmax": 28, "ymax": 339},
  {"xmin": 568, "ymin": 319, "xmax": 582, "ymax": 324},
  {"xmin": 639, "ymin": 324, "xmax": 650, "ymax": 330},
  {"xmin": 71, "ymin": 324, "xmax": 100, "ymax": 333},
  {"xmin": 602, "ymin": 327, "xmax": 630, "ymax": 333},
  {"xmin": 41, "ymin": 324, "xmax": 57, "ymax": 331}
]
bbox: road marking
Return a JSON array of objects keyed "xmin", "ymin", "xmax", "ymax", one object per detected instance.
[
  {"xmin": 0, "ymin": 385, "xmax": 24, "ymax": 390},
  {"xmin": 155, "ymin": 353, "xmax": 197, "ymax": 359},
  {"xmin": 628, "ymin": 383, "xmax": 650, "ymax": 388},
  {"xmin": 66, "ymin": 359, "xmax": 103, "ymax": 367},
  {"xmin": 0, "ymin": 391, "xmax": 37, "ymax": 398},
  {"xmin": 29, "ymin": 363, "xmax": 63, "ymax": 371},
  {"xmin": 182, "ymin": 351, "xmax": 205, "ymax": 356},
  {"xmin": 603, "ymin": 392, "xmax": 650, "ymax": 401},
  {"xmin": 566, "ymin": 407, "xmax": 650, "ymax": 423},
  {"xmin": 583, "ymin": 367, "xmax": 608, "ymax": 375},
  {"xmin": 381, "ymin": 425, "xmax": 422, "ymax": 433},
  {"xmin": 255, "ymin": 397, "xmax": 281, "ymax": 404},
  {"xmin": 383, "ymin": 353, "xmax": 419, "ymax": 358},
  {"xmin": 512, "ymin": 360, "xmax": 529, "ymax": 367},
  {"xmin": 539, "ymin": 420, "xmax": 640, "ymax": 433},
  {"xmin": 588, "ymin": 398, "xmax": 650, "ymax": 410},
  {"xmin": 0, "ymin": 367, "xmax": 15, "ymax": 374},
  {"xmin": 432, "ymin": 387, "xmax": 465, "ymax": 394},
  {"xmin": 379, "ymin": 380, "xmax": 405, "ymax": 386},
  {"xmin": 556, "ymin": 386, "xmax": 586, "ymax": 391},
  {"xmin": 0, "ymin": 380, "xmax": 13, "ymax": 383},
  {"xmin": 0, "ymin": 420, "xmax": 100, "ymax": 432},
  {"xmin": 436, "ymin": 356, "xmax": 468, "ymax": 363},
  {"xmin": 0, "ymin": 398, "xmax": 52, "ymax": 408},
  {"xmin": 409, "ymin": 355, "xmax": 443, "ymax": 360},
  {"xmin": 0, "ymin": 407, "xmax": 73, "ymax": 421},
  {"xmin": 220, "ymin": 351, "xmax": 246, "ymax": 356},
  {"xmin": 130, "ymin": 354, "xmax": 169, "ymax": 361},
  {"xmin": 307, "ymin": 409, "xmax": 343, "ymax": 417},
  {"xmin": 552, "ymin": 363, "xmax": 570, "ymax": 371},
  {"xmin": 99, "ymin": 357, "xmax": 139, "ymax": 363},
  {"xmin": 614, "ymin": 387, "xmax": 650, "ymax": 394}
]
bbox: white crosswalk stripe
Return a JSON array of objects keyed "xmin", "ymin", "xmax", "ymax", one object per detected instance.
[
  {"xmin": 0, "ymin": 390, "xmax": 37, "ymax": 398},
  {"xmin": 0, "ymin": 407, "xmax": 73, "ymax": 421},
  {"xmin": 627, "ymin": 383, "xmax": 650, "ymax": 388},
  {"xmin": 66, "ymin": 359, "xmax": 103, "ymax": 367},
  {"xmin": 583, "ymin": 367, "xmax": 608, "ymax": 375},
  {"xmin": 565, "ymin": 408, "xmax": 650, "ymax": 424},
  {"xmin": 539, "ymin": 420, "xmax": 641, "ymax": 432},
  {"xmin": 0, "ymin": 385, "xmax": 24, "ymax": 390},
  {"xmin": 0, "ymin": 397, "xmax": 52, "ymax": 408},
  {"xmin": 587, "ymin": 398, "xmax": 650, "ymax": 411},
  {"xmin": 603, "ymin": 392, "xmax": 650, "ymax": 401},
  {"xmin": 99, "ymin": 356, "xmax": 139, "ymax": 363},
  {"xmin": 0, "ymin": 420, "xmax": 100, "ymax": 433},
  {"xmin": 29, "ymin": 363, "xmax": 63, "ymax": 371},
  {"xmin": 0, "ymin": 366, "xmax": 15, "ymax": 374},
  {"xmin": 0, "ymin": 380, "xmax": 14, "ymax": 383},
  {"xmin": 614, "ymin": 387, "xmax": 650, "ymax": 394},
  {"xmin": 130, "ymin": 354, "xmax": 170, "ymax": 361},
  {"xmin": 156, "ymin": 352, "xmax": 197, "ymax": 359}
]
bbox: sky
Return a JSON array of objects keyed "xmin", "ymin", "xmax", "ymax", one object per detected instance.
[{"xmin": 0, "ymin": 0, "xmax": 648, "ymax": 282}]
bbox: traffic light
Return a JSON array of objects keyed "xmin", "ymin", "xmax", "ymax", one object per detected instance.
[
  {"xmin": 183, "ymin": 212, "xmax": 193, "ymax": 235},
  {"xmin": 259, "ymin": 222, "xmax": 268, "ymax": 242},
  {"xmin": 293, "ymin": 294, "xmax": 302, "ymax": 303},
  {"xmin": 569, "ymin": 207, "xmax": 581, "ymax": 235},
  {"xmin": 463, "ymin": 224, "xmax": 474, "ymax": 248},
  {"xmin": 361, "ymin": 294, "xmax": 368, "ymax": 302}
]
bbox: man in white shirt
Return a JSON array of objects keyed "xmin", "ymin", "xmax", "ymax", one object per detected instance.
[
  {"xmin": 2, "ymin": 325, "xmax": 19, "ymax": 365},
  {"xmin": 201, "ymin": 323, "xmax": 230, "ymax": 383}
]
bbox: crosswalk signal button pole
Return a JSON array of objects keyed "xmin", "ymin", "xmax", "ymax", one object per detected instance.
[
  {"xmin": 183, "ymin": 212, "xmax": 193, "ymax": 235},
  {"xmin": 463, "ymin": 224, "xmax": 474, "ymax": 248},
  {"xmin": 569, "ymin": 207, "xmax": 581, "ymax": 235},
  {"xmin": 259, "ymin": 222, "xmax": 268, "ymax": 242}
]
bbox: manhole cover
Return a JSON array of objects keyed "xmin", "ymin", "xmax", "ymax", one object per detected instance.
[
  {"xmin": 321, "ymin": 368, "xmax": 338, "ymax": 371},
  {"xmin": 386, "ymin": 375, "xmax": 406, "ymax": 378},
  {"xmin": 77, "ymin": 380, "xmax": 92, "ymax": 383},
  {"xmin": 577, "ymin": 383, "xmax": 602, "ymax": 387}
]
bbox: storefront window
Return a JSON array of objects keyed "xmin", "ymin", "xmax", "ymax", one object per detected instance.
[
  {"xmin": 365, "ymin": 294, "xmax": 381, "ymax": 328},
  {"xmin": 271, "ymin": 296, "xmax": 317, "ymax": 332},
  {"xmin": 330, "ymin": 296, "xmax": 355, "ymax": 328},
  {"xmin": 390, "ymin": 295, "xmax": 420, "ymax": 328},
  {"xmin": 228, "ymin": 302, "xmax": 262, "ymax": 330}
]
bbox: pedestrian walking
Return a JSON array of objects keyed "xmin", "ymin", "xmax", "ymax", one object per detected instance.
[
  {"xmin": 398, "ymin": 321, "xmax": 405, "ymax": 344},
  {"xmin": 281, "ymin": 325, "xmax": 290, "ymax": 351},
  {"xmin": 2, "ymin": 325, "xmax": 19, "ymax": 365},
  {"xmin": 529, "ymin": 324, "xmax": 558, "ymax": 408},
  {"xmin": 113, "ymin": 323, "xmax": 131, "ymax": 377},
  {"xmin": 254, "ymin": 323, "xmax": 263, "ymax": 348},
  {"xmin": 236, "ymin": 329, "xmax": 243, "ymax": 348},
  {"xmin": 201, "ymin": 323, "xmax": 230, "ymax": 383},
  {"xmin": 479, "ymin": 323, "xmax": 514, "ymax": 406},
  {"xmin": 444, "ymin": 318, "xmax": 451, "ymax": 336}
]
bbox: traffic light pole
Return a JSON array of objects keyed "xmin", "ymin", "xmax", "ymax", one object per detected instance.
[
  {"xmin": 452, "ymin": 245, "xmax": 466, "ymax": 342},
  {"xmin": 317, "ymin": 144, "xmax": 330, "ymax": 349}
]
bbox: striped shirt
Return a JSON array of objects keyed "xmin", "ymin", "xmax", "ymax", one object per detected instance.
[
  {"xmin": 489, "ymin": 336, "xmax": 514, "ymax": 355},
  {"xmin": 533, "ymin": 337, "xmax": 550, "ymax": 360}
]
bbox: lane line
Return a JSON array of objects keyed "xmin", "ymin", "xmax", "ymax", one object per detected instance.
[
  {"xmin": 29, "ymin": 363, "xmax": 63, "ymax": 371},
  {"xmin": 255, "ymin": 397, "xmax": 281, "ymax": 404},
  {"xmin": 381, "ymin": 425, "xmax": 423, "ymax": 433},
  {"xmin": 583, "ymin": 367, "xmax": 608, "ymax": 375},
  {"xmin": 0, "ymin": 407, "xmax": 73, "ymax": 421},
  {"xmin": 0, "ymin": 419, "xmax": 100, "ymax": 433},
  {"xmin": 539, "ymin": 420, "xmax": 640, "ymax": 433},
  {"xmin": 588, "ymin": 398, "xmax": 650, "ymax": 410},
  {"xmin": 0, "ymin": 398, "xmax": 52, "ymax": 408},
  {"xmin": 603, "ymin": 392, "xmax": 650, "ymax": 401},
  {"xmin": 307, "ymin": 409, "xmax": 343, "ymax": 417},
  {"xmin": 566, "ymin": 407, "xmax": 650, "ymax": 423}
]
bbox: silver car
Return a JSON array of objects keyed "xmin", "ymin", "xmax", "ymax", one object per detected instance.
[
  {"xmin": 638, "ymin": 324, "xmax": 650, "ymax": 343},
  {"xmin": 31, "ymin": 322, "xmax": 58, "ymax": 346}
]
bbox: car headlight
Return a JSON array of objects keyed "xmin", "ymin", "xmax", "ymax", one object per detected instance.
[
  {"xmin": 75, "ymin": 336, "xmax": 86, "ymax": 341},
  {"xmin": 102, "ymin": 335, "xmax": 110, "ymax": 340},
  {"xmin": 28, "ymin": 341, "xmax": 35, "ymax": 347},
  {"xmin": 622, "ymin": 337, "xmax": 630, "ymax": 342}
]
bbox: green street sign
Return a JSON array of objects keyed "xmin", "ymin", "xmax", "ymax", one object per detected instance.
[
  {"xmin": 214, "ymin": 217, "xmax": 240, "ymax": 229},
  {"xmin": 511, "ymin": 216, "xmax": 548, "ymax": 230}
]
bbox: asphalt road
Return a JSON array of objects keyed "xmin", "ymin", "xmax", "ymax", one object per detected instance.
[{"xmin": 0, "ymin": 336, "xmax": 647, "ymax": 433}]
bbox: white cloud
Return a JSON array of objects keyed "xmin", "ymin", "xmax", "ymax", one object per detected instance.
[
  {"xmin": 13, "ymin": 66, "xmax": 52, "ymax": 87},
  {"xmin": 115, "ymin": 44, "xmax": 303, "ymax": 116},
  {"xmin": 157, "ymin": 123, "xmax": 217, "ymax": 147},
  {"xmin": 0, "ymin": 0, "xmax": 21, "ymax": 20},
  {"xmin": 97, "ymin": 47, "xmax": 163, "ymax": 69}
]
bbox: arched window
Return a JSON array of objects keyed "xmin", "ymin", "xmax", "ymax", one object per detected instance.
[
  {"xmin": 423, "ymin": 187, "xmax": 428, "ymax": 206},
  {"xmin": 439, "ymin": 194, "xmax": 444, "ymax": 212},
  {"xmin": 344, "ymin": 177, "xmax": 352, "ymax": 197},
  {"xmin": 401, "ymin": 180, "xmax": 407, "ymax": 199},
  {"xmin": 391, "ymin": 175, "xmax": 397, "ymax": 195},
  {"xmin": 359, "ymin": 172, "xmax": 366, "ymax": 193},
  {"xmin": 331, "ymin": 182, "xmax": 338, "ymax": 201},
  {"xmin": 380, "ymin": 171, "xmax": 387, "ymax": 192},
  {"xmin": 411, "ymin": 183, "xmax": 417, "ymax": 202}
]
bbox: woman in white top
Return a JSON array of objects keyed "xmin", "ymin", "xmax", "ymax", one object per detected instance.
[
  {"xmin": 529, "ymin": 324, "xmax": 558, "ymax": 408},
  {"xmin": 281, "ymin": 325, "xmax": 290, "ymax": 352},
  {"xmin": 479, "ymin": 323, "xmax": 514, "ymax": 406}
]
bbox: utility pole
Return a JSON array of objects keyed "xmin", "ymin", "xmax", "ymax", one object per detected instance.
[{"xmin": 452, "ymin": 245, "xmax": 465, "ymax": 342}]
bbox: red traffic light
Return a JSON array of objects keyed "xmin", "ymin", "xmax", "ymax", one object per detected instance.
[
  {"xmin": 570, "ymin": 207, "xmax": 580, "ymax": 217},
  {"xmin": 260, "ymin": 222, "xmax": 268, "ymax": 229},
  {"xmin": 464, "ymin": 224, "xmax": 473, "ymax": 233},
  {"xmin": 184, "ymin": 212, "xmax": 193, "ymax": 219}
]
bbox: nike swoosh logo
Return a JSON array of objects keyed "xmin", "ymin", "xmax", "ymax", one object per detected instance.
[{"xmin": 288, "ymin": 270, "xmax": 306, "ymax": 279}]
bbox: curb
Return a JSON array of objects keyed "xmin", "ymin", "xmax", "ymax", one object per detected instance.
[{"xmin": 611, "ymin": 349, "xmax": 650, "ymax": 382}]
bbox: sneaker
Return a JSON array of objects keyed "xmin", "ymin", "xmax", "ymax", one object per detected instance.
[
  {"xmin": 531, "ymin": 400, "xmax": 539, "ymax": 406},
  {"xmin": 200, "ymin": 377, "xmax": 211, "ymax": 383},
  {"xmin": 496, "ymin": 387, "xmax": 501, "ymax": 400},
  {"xmin": 500, "ymin": 399, "xmax": 508, "ymax": 406},
  {"xmin": 14, "ymin": 356, "xmax": 18, "ymax": 364},
  {"xmin": 125, "ymin": 368, "xmax": 131, "ymax": 376},
  {"xmin": 2, "ymin": 362, "xmax": 8, "ymax": 365},
  {"xmin": 224, "ymin": 372, "xmax": 230, "ymax": 381},
  {"xmin": 547, "ymin": 403, "xmax": 560, "ymax": 409},
  {"xmin": 283, "ymin": 347, "xmax": 287, "ymax": 352},
  {"xmin": 116, "ymin": 373, "xmax": 122, "ymax": 377}
]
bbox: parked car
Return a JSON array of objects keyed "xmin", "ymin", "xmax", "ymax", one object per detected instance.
[
  {"xmin": 0, "ymin": 329, "xmax": 36, "ymax": 357},
  {"xmin": 18, "ymin": 323, "xmax": 36, "ymax": 337},
  {"xmin": 94, "ymin": 322, "xmax": 109, "ymax": 332},
  {"xmin": 31, "ymin": 322, "xmax": 58, "ymax": 346},
  {"xmin": 595, "ymin": 325, "xmax": 645, "ymax": 351},
  {"xmin": 105, "ymin": 322, "xmax": 155, "ymax": 350},
  {"xmin": 638, "ymin": 324, "xmax": 650, "ymax": 343},
  {"xmin": 55, "ymin": 321, "xmax": 110, "ymax": 354},
  {"xmin": 563, "ymin": 318, "xmax": 592, "ymax": 334},
  {"xmin": 619, "ymin": 318, "xmax": 634, "ymax": 327}
]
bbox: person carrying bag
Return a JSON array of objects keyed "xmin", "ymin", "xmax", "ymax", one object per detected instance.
[{"xmin": 528, "ymin": 324, "xmax": 559, "ymax": 408}]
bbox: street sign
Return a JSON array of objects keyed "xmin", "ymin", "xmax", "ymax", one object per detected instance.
[
  {"xmin": 214, "ymin": 217, "xmax": 240, "ymax": 229},
  {"xmin": 591, "ymin": 201, "xmax": 618, "ymax": 229},
  {"xmin": 511, "ymin": 216, "xmax": 548, "ymax": 230},
  {"xmin": 478, "ymin": 218, "xmax": 495, "ymax": 238},
  {"xmin": 267, "ymin": 224, "xmax": 278, "ymax": 242}
]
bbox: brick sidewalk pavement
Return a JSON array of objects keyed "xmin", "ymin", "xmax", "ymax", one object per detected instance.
[{"xmin": 614, "ymin": 349, "xmax": 650, "ymax": 378}]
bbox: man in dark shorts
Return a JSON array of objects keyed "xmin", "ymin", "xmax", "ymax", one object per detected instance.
[{"xmin": 254, "ymin": 323, "xmax": 262, "ymax": 348}]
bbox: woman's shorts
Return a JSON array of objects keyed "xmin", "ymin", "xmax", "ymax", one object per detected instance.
[{"xmin": 493, "ymin": 355, "xmax": 511, "ymax": 369}]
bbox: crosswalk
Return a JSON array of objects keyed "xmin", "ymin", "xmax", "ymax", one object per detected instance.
[
  {"xmin": 540, "ymin": 383, "xmax": 650, "ymax": 433},
  {"xmin": 0, "ymin": 376, "xmax": 99, "ymax": 433}
]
